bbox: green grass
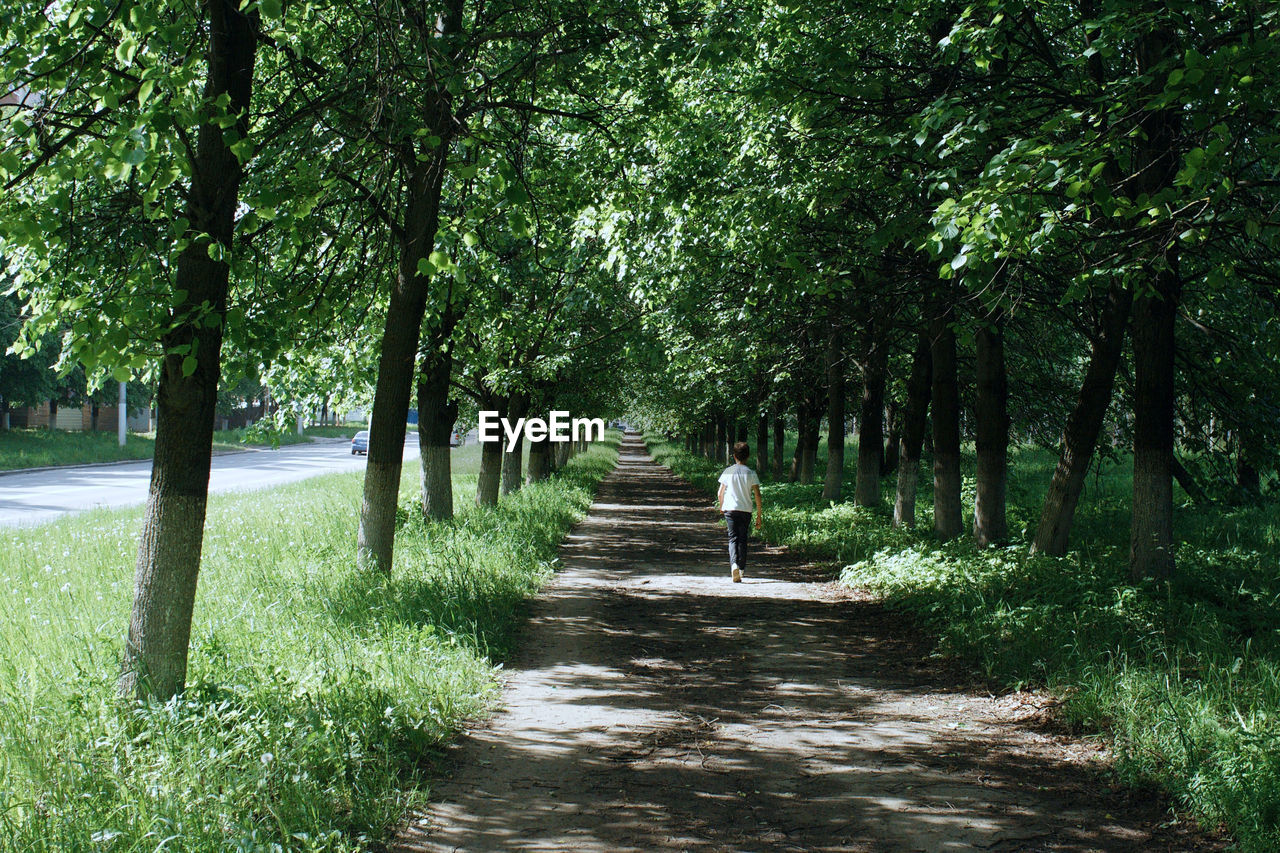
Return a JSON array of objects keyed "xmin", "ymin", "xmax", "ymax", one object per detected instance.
[
  {"xmin": 648, "ymin": 432, "xmax": 1280, "ymax": 851},
  {"xmin": 0, "ymin": 435, "xmax": 619, "ymax": 851},
  {"xmin": 303, "ymin": 425, "xmax": 367, "ymax": 439},
  {"xmin": 0, "ymin": 428, "xmax": 158, "ymax": 470},
  {"xmin": 0, "ymin": 426, "xmax": 353, "ymax": 471}
]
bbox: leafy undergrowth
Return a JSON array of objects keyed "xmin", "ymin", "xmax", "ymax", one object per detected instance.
[
  {"xmin": 0, "ymin": 436, "xmax": 618, "ymax": 851},
  {"xmin": 649, "ymin": 435, "xmax": 1280, "ymax": 851}
]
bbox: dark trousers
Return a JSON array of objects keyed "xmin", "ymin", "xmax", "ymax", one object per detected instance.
[{"xmin": 724, "ymin": 511, "xmax": 751, "ymax": 569}]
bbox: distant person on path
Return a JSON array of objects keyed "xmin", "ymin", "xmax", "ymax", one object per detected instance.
[{"xmin": 716, "ymin": 441, "xmax": 763, "ymax": 583}]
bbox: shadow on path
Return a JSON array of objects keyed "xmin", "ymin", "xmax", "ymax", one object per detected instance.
[{"xmin": 391, "ymin": 434, "xmax": 1220, "ymax": 852}]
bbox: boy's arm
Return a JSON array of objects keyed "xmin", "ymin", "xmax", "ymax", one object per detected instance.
[
  {"xmin": 752, "ymin": 484, "xmax": 764, "ymax": 529},
  {"xmin": 716, "ymin": 483, "xmax": 727, "ymax": 512}
]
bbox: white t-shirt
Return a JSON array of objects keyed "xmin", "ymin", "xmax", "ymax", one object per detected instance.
[{"xmin": 718, "ymin": 464, "xmax": 760, "ymax": 513}]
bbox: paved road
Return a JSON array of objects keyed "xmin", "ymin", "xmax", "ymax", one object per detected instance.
[{"xmin": 0, "ymin": 434, "xmax": 420, "ymax": 528}]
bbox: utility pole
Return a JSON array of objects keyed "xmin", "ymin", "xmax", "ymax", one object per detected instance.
[{"xmin": 118, "ymin": 381, "xmax": 127, "ymax": 447}]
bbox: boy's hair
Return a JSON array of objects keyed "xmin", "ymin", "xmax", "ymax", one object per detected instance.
[{"xmin": 732, "ymin": 441, "xmax": 750, "ymax": 462}]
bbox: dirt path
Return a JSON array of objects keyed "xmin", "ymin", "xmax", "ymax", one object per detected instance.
[{"xmin": 392, "ymin": 434, "xmax": 1219, "ymax": 852}]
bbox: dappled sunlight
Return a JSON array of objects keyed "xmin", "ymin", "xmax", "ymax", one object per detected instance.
[{"xmin": 392, "ymin": 435, "xmax": 1207, "ymax": 852}]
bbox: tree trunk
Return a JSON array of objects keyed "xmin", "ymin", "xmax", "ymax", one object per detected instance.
[
  {"xmin": 1131, "ymin": 265, "xmax": 1180, "ymax": 582},
  {"xmin": 930, "ymin": 311, "xmax": 963, "ymax": 539},
  {"xmin": 477, "ymin": 442, "xmax": 503, "ymax": 505},
  {"xmin": 501, "ymin": 394, "xmax": 529, "ymax": 495},
  {"xmin": 715, "ymin": 414, "xmax": 728, "ymax": 464},
  {"xmin": 356, "ymin": 0, "xmax": 463, "ymax": 573},
  {"xmin": 1129, "ymin": 23, "xmax": 1182, "ymax": 583},
  {"xmin": 883, "ymin": 399, "xmax": 900, "ymax": 475},
  {"xmin": 121, "ymin": 0, "xmax": 258, "ymax": 701},
  {"xmin": 756, "ymin": 413, "xmax": 769, "ymax": 476},
  {"xmin": 894, "ymin": 333, "xmax": 932, "ymax": 528},
  {"xmin": 556, "ymin": 440, "xmax": 572, "ymax": 470},
  {"xmin": 1032, "ymin": 286, "xmax": 1133, "ymax": 555},
  {"xmin": 1171, "ymin": 455, "xmax": 1207, "ymax": 505},
  {"xmin": 476, "ymin": 395, "xmax": 505, "ymax": 506},
  {"xmin": 973, "ymin": 313, "xmax": 1009, "ymax": 546},
  {"xmin": 416, "ymin": 335, "xmax": 457, "ymax": 522},
  {"xmin": 527, "ymin": 426, "xmax": 551, "ymax": 484},
  {"xmin": 1237, "ymin": 443, "xmax": 1261, "ymax": 499},
  {"xmin": 772, "ymin": 415, "xmax": 785, "ymax": 480},
  {"xmin": 789, "ymin": 408, "xmax": 804, "ymax": 482},
  {"xmin": 823, "ymin": 322, "xmax": 846, "ymax": 501},
  {"xmin": 800, "ymin": 398, "xmax": 821, "ymax": 485},
  {"xmin": 855, "ymin": 329, "xmax": 887, "ymax": 507}
]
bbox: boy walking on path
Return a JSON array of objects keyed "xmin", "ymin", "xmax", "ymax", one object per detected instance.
[{"xmin": 717, "ymin": 441, "xmax": 764, "ymax": 583}]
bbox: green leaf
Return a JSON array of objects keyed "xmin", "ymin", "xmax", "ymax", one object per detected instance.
[
  {"xmin": 115, "ymin": 37, "xmax": 139, "ymax": 66},
  {"xmin": 181, "ymin": 356, "xmax": 198, "ymax": 377},
  {"xmin": 260, "ymin": 0, "xmax": 283, "ymax": 19}
]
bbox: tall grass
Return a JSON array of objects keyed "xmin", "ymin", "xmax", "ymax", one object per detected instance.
[
  {"xmin": 0, "ymin": 436, "xmax": 618, "ymax": 851},
  {"xmin": 649, "ymin": 433, "xmax": 1280, "ymax": 851}
]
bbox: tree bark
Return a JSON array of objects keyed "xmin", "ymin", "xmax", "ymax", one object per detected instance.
[
  {"xmin": 756, "ymin": 413, "xmax": 769, "ymax": 476},
  {"xmin": 416, "ymin": 331, "xmax": 457, "ymax": 521},
  {"xmin": 1131, "ymin": 265, "xmax": 1180, "ymax": 581},
  {"xmin": 121, "ymin": 0, "xmax": 258, "ymax": 701},
  {"xmin": 356, "ymin": 0, "xmax": 463, "ymax": 573},
  {"xmin": 1032, "ymin": 286, "xmax": 1133, "ymax": 555},
  {"xmin": 930, "ymin": 311, "xmax": 963, "ymax": 539},
  {"xmin": 715, "ymin": 413, "xmax": 728, "ymax": 464},
  {"xmin": 1171, "ymin": 455, "xmax": 1207, "ymax": 505},
  {"xmin": 823, "ymin": 322, "xmax": 846, "ymax": 501},
  {"xmin": 527, "ymin": 430, "xmax": 551, "ymax": 483},
  {"xmin": 789, "ymin": 408, "xmax": 804, "ymax": 482},
  {"xmin": 883, "ymin": 399, "xmax": 900, "ymax": 475},
  {"xmin": 893, "ymin": 333, "xmax": 932, "ymax": 528},
  {"xmin": 799, "ymin": 396, "xmax": 821, "ymax": 485},
  {"xmin": 476, "ymin": 395, "xmax": 505, "ymax": 506},
  {"xmin": 526, "ymin": 405, "xmax": 550, "ymax": 484},
  {"xmin": 772, "ymin": 415, "xmax": 785, "ymax": 480},
  {"xmin": 855, "ymin": 329, "xmax": 887, "ymax": 507},
  {"xmin": 1129, "ymin": 23, "xmax": 1182, "ymax": 583},
  {"xmin": 1237, "ymin": 442, "xmax": 1261, "ymax": 499},
  {"xmin": 973, "ymin": 313, "xmax": 1009, "ymax": 545},
  {"xmin": 501, "ymin": 393, "xmax": 529, "ymax": 495}
]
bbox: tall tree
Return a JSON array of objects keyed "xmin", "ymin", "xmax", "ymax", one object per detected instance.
[
  {"xmin": 356, "ymin": 0, "xmax": 465, "ymax": 573},
  {"xmin": 973, "ymin": 307, "xmax": 1008, "ymax": 545},
  {"xmin": 855, "ymin": 324, "xmax": 888, "ymax": 508}
]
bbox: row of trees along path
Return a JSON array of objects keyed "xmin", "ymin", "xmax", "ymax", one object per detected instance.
[{"xmin": 391, "ymin": 434, "xmax": 1221, "ymax": 853}]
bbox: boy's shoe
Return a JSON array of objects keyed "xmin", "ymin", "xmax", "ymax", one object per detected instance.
[{"xmin": 731, "ymin": 563, "xmax": 742, "ymax": 583}]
